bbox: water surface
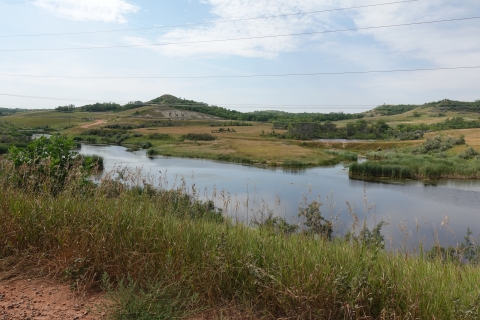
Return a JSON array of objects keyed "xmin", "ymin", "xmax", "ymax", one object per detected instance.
[{"xmin": 79, "ymin": 144, "xmax": 480, "ymax": 250}]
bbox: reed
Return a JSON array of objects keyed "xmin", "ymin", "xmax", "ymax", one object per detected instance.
[
  {"xmin": 325, "ymin": 149, "xmax": 358, "ymax": 162},
  {"xmin": 350, "ymin": 152, "xmax": 480, "ymax": 180}
]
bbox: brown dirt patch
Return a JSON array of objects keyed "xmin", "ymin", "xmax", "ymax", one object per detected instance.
[
  {"xmin": 79, "ymin": 120, "xmax": 106, "ymax": 129},
  {"xmin": 185, "ymin": 304, "xmax": 267, "ymax": 320},
  {"xmin": 0, "ymin": 278, "xmax": 107, "ymax": 319}
]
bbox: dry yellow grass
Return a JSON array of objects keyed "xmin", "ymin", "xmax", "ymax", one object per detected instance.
[
  {"xmin": 137, "ymin": 123, "xmax": 336, "ymax": 163},
  {"xmin": 136, "ymin": 123, "xmax": 272, "ymax": 137},
  {"xmin": 424, "ymin": 128, "xmax": 480, "ymax": 149}
]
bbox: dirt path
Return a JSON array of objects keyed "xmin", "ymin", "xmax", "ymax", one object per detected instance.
[
  {"xmin": 0, "ymin": 279, "xmax": 106, "ymax": 319},
  {"xmin": 80, "ymin": 120, "xmax": 106, "ymax": 129}
]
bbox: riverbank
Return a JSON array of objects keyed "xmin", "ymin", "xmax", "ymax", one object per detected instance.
[
  {"xmin": 1, "ymin": 157, "xmax": 479, "ymax": 319},
  {"xmin": 349, "ymin": 135, "xmax": 480, "ymax": 180}
]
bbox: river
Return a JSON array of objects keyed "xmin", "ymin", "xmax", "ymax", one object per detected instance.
[{"xmin": 79, "ymin": 144, "xmax": 480, "ymax": 250}]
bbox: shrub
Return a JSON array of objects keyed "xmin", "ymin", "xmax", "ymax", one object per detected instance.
[
  {"xmin": 413, "ymin": 135, "xmax": 465, "ymax": 154},
  {"xmin": 76, "ymin": 154, "xmax": 104, "ymax": 170},
  {"xmin": 182, "ymin": 133, "xmax": 215, "ymax": 141},
  {"xmin": 7, "ymin": 136, "xmax": 83, "ymax": 193},
  {"xmin": 148, "ymin": 133, "xmax": 171, "ymax": 140},
  {"xmin": 141, "ymin": 141, "xmax": 152, "ymax": 149},
  {"xmin": 459, "ymin": 147, "xmax": 479, "ymax": 159}
]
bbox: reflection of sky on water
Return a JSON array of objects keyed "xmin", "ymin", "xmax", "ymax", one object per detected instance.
[{"xmin": 80, "ymin": 145, "xmax": 480, "ymax": 250}]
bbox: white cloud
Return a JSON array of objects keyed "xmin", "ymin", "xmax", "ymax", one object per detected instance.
[
  {"xmin": 128, "ymin": 0, "xmax": 480, "ymax": 68},
  {"xmin": 342, "ymin": 0, "xmax": 480, "ymax": 67},
  {"xmin": 128, "ymin": 0, "xmax": 340, "ymax": 58},
  {"xmin": 33, "ymin": 0, "xmax": 139, "ymax": 23}
]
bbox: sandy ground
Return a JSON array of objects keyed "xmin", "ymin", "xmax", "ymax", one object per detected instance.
[
  {"xmin": 0, "ymin": 277, "xmax": 263, "ymax": 320},
  {"xmin": 0, "ymin": 279, "xmax": 106, "ymax": 319},
  {"xmin": 79, "ymin": 120, "xmax": 106, "ymax": 129}
]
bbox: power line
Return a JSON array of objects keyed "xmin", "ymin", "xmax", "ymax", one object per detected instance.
[
  {"xmin": 1, "ymin": 16, "xmax": 478, "ymax": 52},
  {"xmin": 0, "ymin": 0, "xmax": 419, "ymax": 38},
  {"xmin": 0, "ymin": 93, "xmax": 122, "ymax": 103},
  {"xmin": 0, "ymin": 65, "xmax": 479, "ymax": 80},
  {"xmin": 0, "ymin": 93, "xmax": 374, "ymax": 105},
  {"xmin": 0, "ymin": 99, "xmax": 378, "ymax": 110},
  {"xmin": 0, "ymin": 0, "xmax": 27, "ymax": 5}
]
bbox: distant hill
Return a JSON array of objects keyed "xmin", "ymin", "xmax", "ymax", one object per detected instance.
[
  {"xmin": 148, "ymin": 95, "xmax": 364, "ymax": 122},
  {"xmin": 373, "ymin": 104, "xmax": 419, "ymax": 116},
  {"xmin": 422, "ymin": 99, "xmax": 480, "ymax": 113},
  {"xmin": 373, "ymin": 99, "xmax": 480, "ymax": 116},
  {"xmin": 67, "ymin": 94, "xmax": 480, "ymax": 120},
  {"xmin": 149, "ymin": 94, "xmax": 193, "ymax": 105}
]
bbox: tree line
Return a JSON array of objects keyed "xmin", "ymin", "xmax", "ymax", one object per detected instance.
[
  {"xmin": 56, "ymin": 101, "xmax": 145, "ymax": 113},
  {"xmin": 284, "ymin": 116, "xmax": 480, "ymax": 140}
]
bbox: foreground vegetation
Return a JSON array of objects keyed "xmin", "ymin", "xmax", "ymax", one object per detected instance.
[{"xmin": 1, "ymin": 137, "xmax": 480, "ymax": 319}]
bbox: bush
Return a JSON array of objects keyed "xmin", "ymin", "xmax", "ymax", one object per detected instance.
[
  {"xmin": 7, "ymin": 136, "xmax": 83, "ymax": 193},
  {"xmin": 148, "ymin": 133, "xmax": 171, "ymax": 140},
  {"xmin": 182, "ymin": 133, "xmax": 215, "ymax": 141},
  {"xmin": 141, "ymin": 141, "xmax": 152, "ymax": 149},
  {"xmin": 413, "ymin": 135, "xmax": 465, "ymax": 154},
  {"xmin": 76, "ymin": 154, "xmax": 104, "ymax": 170},
  {"xmin": 459, "ymin": 147, "xmax": 479, "ymax": 159},
  {"xmin": 147, "ymin": 149, "xmax": 160, "ymax": 156}
]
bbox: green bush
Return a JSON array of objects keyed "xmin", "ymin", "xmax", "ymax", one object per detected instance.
[
  {"xmin": 148, "ymin": 133, "xmax": 172, "ymax": 140},
  {"xmin": 7, "ymin": 136, "xmax": 90, "ymax": 193},
  {"xmin": 182, "ymin": 133, "xmax": 215, "ymax": 141},
  {"xmin": 413, "ymin": 135, "xmax": 465, "ymax": 154}
]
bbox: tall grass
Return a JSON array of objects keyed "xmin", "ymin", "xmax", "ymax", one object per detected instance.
[
  {"xmin": 350, "ymin": 152, "xmax": 480, "ymax": 180},
  {"xmin": 325, "ymin": 149, "xmax": 358, "ymax": 162},
  {"xmin": 1, "ymin": 160, "xmax": 480, "ymax": 319}
]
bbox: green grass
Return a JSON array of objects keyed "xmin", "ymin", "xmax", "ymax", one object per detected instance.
[
  {"xmin": 325, "ymin": 149, "xmax": 358, "ymax": 162},
  {"xmin": 350, "ymin": 136, "xmax": 480, "ymax": 180},
  {"xmin": 350, "ymin": 149, "xmax": 480, "ymax": 180},
  {"xmin": 1, "ymin": 160, "xmax": 480, "ymax": 319}
]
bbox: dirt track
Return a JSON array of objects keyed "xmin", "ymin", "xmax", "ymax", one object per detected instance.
[
  {"xmin": 0, "ymin": 279, "xmax": 106, "ymax": 319},
  {"xmin": 79, "ymin": 120, "xmax": 106, "ymax": 129}
]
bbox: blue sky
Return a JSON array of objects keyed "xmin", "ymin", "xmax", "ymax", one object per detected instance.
[{"xmin": 1, "ymin": 0, "xmax": 479, "ymax": 112}]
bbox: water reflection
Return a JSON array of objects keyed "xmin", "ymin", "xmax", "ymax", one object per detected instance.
[{"xmin": 79, "ymin": 144, "xmax": 480, "ymax": 250}]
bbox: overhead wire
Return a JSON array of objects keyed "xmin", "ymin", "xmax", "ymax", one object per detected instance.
[
  {"xmin": 1, "ymin": 16, "xmax": 479, "ymax": 52},
  {"xmin": 0, "ymin": 0, "xmax": 420, "ymax": 38},
  {"xmin": 0, "ymin": 93, "xmax": 375, "ymax": 106},
  {"xmin": 0, "ymin": 0, "xmax": 27, "ymax": 5},
  {"xmin": 0, "ymin": 93, "xmax": 476, "ymax": 111},
  {"xmin": 0, "ymin": 94, "xmax": 375, "ymax": 109},
  {"xmin": 0, "ymin": 65, "xmax": 479, "ymax": 79}
]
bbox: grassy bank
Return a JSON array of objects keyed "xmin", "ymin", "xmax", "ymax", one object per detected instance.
[
  {"xmin": 350, "ymin": 135, "xmax": 480, "ymax": 180},
  {"xmin": 350, "ymin": 153, "xmax": 480, "ymax": 180},
  {"xmin": 1, "ymin": 160, "xmax": 480, "ymax": 319}
]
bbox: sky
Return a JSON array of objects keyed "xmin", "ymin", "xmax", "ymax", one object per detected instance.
[{"xmin": 0, "ymin": 0, "xmax": 479, "ymax": 113}]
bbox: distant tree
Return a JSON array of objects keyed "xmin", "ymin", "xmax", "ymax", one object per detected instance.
[{"xmin": 55, "ymin": 104, "xmax": 75, "ymax": 112}]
